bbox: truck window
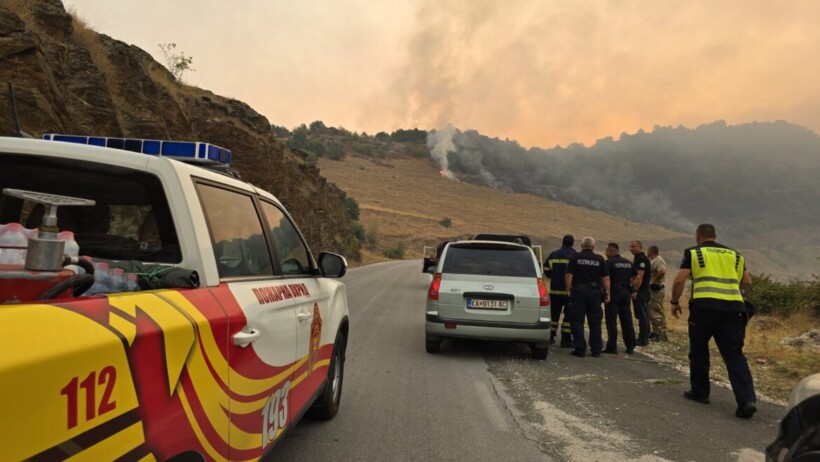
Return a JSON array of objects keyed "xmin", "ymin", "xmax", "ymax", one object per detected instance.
[
  {"xmin": 259, "ymin": 201, "xmax": 313, "ymax": 276},
  {"xmin": 196, "ymin": 183, "xmax": 273, "ymax": 279},
  {"xmin": 0, "ymin": 153, "xmax": 181, "ymax": 263}
]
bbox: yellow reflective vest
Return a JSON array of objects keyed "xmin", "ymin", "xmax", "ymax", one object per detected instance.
[{"xmin": 689, "ymin": 245, "xmax": 745, "ymax": 302}]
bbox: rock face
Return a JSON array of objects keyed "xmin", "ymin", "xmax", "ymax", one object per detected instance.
[
  {"xmin": 780, "ymin": 330, "xmax": 820, "ymax": 351},
  {"xmin": 0, "ymin": 1, "xmax": 358, "ymax": 260}
]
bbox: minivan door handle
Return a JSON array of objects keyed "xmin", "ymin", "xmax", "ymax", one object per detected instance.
[
  {"xmin": 233, "ymin": 328, "xmax": 261, "ymax": 347},
  {"xmin": 297, "ymin": 311, "xmax": 312, "ymax": 323}
]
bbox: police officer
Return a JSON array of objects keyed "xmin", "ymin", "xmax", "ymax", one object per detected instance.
[
  {"xmin": 603, "ymin": 243, "xmax": 636, "ymax": 355},
  {"xmin": 544, "ymin": 234, "xmax": 576, "ymax": 347},
  {"xmin": 670, "ymin": 224, "xmax": 756, "ymax": 419},
  {"xmin": 565, "ymin": 237, "xmax": 610, "ymax": 358},
  {"xmin": 647, "ymin": 245, "xmax": 668, "ymax": 342},
  {"xmin": 629, "ymin": 240, "xmax": 652, "ymax": 346}
]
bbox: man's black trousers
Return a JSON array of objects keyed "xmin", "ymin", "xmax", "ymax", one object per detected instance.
[
  {"xmin": 605, "ymin": 288, "xmax": 636, "ymax": 352},
  {"xmin": 688, "ymin": 308, "xmax": 756, "ymax": 405},
  {"xmin": 568, "ymin": 286, "xmax": 603, "ymax": 354},
  {"xmin": 633, "ymin": 289, "xmax": 651, "ymax": 343}
]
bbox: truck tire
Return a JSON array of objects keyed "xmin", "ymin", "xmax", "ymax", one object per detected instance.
[{"xmin": 307, "ymin": 330, "xmax": 345, "ymax": 420}]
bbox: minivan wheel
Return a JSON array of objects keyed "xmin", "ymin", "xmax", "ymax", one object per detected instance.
[
  {"xmin": 426, "ymin": 336, "xmax": 441, "ymax": 353},
  {"xmin": 530, "ymin": 343, "xmax": 549, "ymax": 360}
]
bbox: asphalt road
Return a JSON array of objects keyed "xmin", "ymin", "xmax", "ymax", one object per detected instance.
[{"xmin": 273, "ymin": 260, "xmax": 785, "ymax": 462}]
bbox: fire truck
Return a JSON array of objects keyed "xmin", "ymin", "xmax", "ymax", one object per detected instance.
[{"xmin": 0, "ymin": 135, "xmax": 350, "ymax": 461}]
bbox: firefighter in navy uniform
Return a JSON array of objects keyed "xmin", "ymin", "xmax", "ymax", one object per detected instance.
[
  {"xmin": 671, "ymin": 224, "xmax": 757, "ymax": 419},
  {"xmin": 565, "ymin": 237, "xmax": 610, "ymax": 358},
  {"xmin": 629, "ymin": 240, "xmax": 652, "ymax": 346},
  {"xmin": 544, "ymin": 234, "xmax": 576, "ymax": 347},
  {"xmin": 603, "ymin": 243, "xmax": 637, "ymax": 355}
]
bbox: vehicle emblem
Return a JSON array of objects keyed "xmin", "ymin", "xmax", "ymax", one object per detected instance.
[{"xmin": 483, "ymin": 284, "xmax": 494, "ymax": 291}]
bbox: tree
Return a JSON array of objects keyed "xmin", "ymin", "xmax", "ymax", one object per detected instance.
[
  {"xmin": 271, "ymin": 124, "xmax": 291, "ymax": 137},
  {"xmin": 309, "ymin": 120, "xmax": 326, "ymax": 131},
  {"xmin": 158, "ymin": 43, "xmax": 195, "ymax": 81},
  {"xmin": 327, "ymin": 142, "xmax": 345, "ymax": 160},
  {"xmin": 287, "ymin": 128, "xmax": 308, "ymax": 150},
  {"xmin": 306, "ymin": 140, "xmax": 326, "ymax": 157}
]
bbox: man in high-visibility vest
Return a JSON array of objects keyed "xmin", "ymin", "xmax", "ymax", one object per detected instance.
[{"xmin": 670, "ymin": 224, "xmax": 756, "ymax": 418}]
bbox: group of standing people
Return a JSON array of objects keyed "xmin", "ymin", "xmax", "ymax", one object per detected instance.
[
  {"xmin": 543, "ymin": 225, "xmax": 757, "ymax": 419},
  {"xmin": 543, "ymin": 235, "xmax": 668, "ymax": 357}
]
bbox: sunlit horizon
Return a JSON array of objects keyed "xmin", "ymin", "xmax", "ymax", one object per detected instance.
[{"xmin": 63, "ymin": 0, "xmax": 820, "ymax": 149}]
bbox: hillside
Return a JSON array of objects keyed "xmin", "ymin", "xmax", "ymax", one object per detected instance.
[
  {"xmin": 316, "ymin": 151, "xmax": 688, "ymax": 261},
  {"xmin": 0, "ymin": 0, "xmax": 358, "ymax": 259},
  {"xmin": 284, "ymin": 123, "xmax": 814, "ymax": 278},
  {"xmin": 316, "ymin": 151, "xmax": 811, "ymax": 277}
]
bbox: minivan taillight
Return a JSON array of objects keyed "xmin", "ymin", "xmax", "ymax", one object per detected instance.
[
  {"xmin": 537, "ymin": 278, "xmax": 550, "ymax": 307},
  {"xmin": 429, "ymin": 273, "xmax": 442, "ymax": 300}
]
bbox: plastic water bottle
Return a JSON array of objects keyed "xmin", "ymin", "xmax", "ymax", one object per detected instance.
[
  {"xmin": 126, "ymin": 273, "xmax": 140, "ymax": 292},
  {"xmin": 88, "ymin": 261, "xmax": 112, "ymax": 294},
  {"xmin": 59, "ymin": 231, "xmax": 80, "ymax": 273},
  {"xmin": 0, "ymin": 223, "xmax": 30, "ymax": 265},
  {"xmin": 111, "ymin": 268, "xmax": 126, "ymax": 292}
]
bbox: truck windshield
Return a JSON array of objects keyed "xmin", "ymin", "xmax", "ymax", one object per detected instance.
[{"xmin": 0, "ymin": 153, "xmax": 181, "ymax": 263}]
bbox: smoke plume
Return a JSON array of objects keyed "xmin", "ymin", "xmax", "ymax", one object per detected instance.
[{"xmin": 424, "ymin": 121, "xmax": 820, "ymax": 236}]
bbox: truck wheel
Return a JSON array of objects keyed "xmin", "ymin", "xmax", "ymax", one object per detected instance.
[
  {"xmin": 307, "ymin": 331, "xmax": 345, "ymax": 420},
  {"xmin": 426, "ymin": 336, "xmax": 441, "ymax": 353},
  {"xmin": 530, "ymin": 343, "xmax": 549, "ymax": 360}
]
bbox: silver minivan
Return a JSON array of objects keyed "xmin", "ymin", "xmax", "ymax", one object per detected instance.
[{"xmin": 425, "ymin": 240, "xmax": 551, "ymax": 359}]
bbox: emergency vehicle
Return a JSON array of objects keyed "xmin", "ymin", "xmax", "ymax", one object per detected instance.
[{"xmin": 0, "ymin": 135, "xmax": 350, "ymax": 461}]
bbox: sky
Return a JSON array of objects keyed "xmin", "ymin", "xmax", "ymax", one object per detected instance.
[{"xmin": 62, "ymin": 0, "xmax": 820, "ymax": 148}]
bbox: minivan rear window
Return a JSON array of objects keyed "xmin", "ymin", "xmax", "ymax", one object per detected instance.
[{"xmin": 442, "ymin": 245, "xmax": 536, "ymax": 277}]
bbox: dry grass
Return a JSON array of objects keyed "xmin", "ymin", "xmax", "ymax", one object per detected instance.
[
  {"xmin": 641, "ymin": 300, "xmax": 819, "ymax": 403},
  {"xmin": 67, "ymin": 8, "xmax": 128, "ymax": 129},
  {"xmin": 2, "ymin": 0, "xmax": 37, "ymax": 30},
  {"xmin": 318, "ymin": 153, "xmax": 687, "ymax": 264}
]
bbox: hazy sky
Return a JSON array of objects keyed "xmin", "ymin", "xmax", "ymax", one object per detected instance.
[{"xmin": 63, "ymin": 0, "xmax": 820, "ymax": 148}]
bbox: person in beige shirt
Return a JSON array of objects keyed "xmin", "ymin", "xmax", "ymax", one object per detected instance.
[{"xmin": 648, "ymin": 245, "xmax": 668, "ymax": 341}]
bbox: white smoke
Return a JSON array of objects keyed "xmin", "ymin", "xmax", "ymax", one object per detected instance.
[{"xmin": 427, "ymin": 125, "xmax": 457, "ymax": 180}]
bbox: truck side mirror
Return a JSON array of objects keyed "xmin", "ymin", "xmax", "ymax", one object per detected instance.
[{"xmin": 318, "ymin": 252, "xmax": 347, "ymax": 278}]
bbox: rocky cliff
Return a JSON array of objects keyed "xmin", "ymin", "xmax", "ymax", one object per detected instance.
[{"xmin": 0, "ymin": 0, "xmax": 359, "ymax": 260}]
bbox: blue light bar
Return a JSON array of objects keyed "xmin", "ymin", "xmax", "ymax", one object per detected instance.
[{"xmin": 42, "ymin": 134, "xmax": 232, "ymax": 165}]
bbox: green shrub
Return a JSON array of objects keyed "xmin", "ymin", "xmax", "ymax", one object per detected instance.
[
  {"xmin": 344, "ymin": 237, "xmax": 361, "ymax": 262},
  {"xmin": 327, "ymin": 142, "xmax": 345, "ymax": 160},
  {"xmin": 306, "ymin": 140, "xmax": 326, "ymax": 157},
  {"xmin": 344, "ymin": 197, "xmax": 360, "ymax": 221},
  {"xmin": 747, "ymin": 274, "xmax": 820, "ymax": 317},
  {"xmin": 365, "ymin": 223, "xmax": 378, "ymax": 245},
  {"xmin": 353, "ymin": 142, "xmax": 374, "ymax": 156},
  {"xmin": 383, "ymin": 243, "xmax": 405, "ymax": 259},
  {"xmin": 439, "ymin": 217, "xmax": 452, "ymax": 227},
  {"xmin": 350, "ymin": 221, "xmax": 365, "ymax": 241},
  {"xmin": 304, "ymin": 152, "xmax": 318, "ymax": 166},
  {"xmin": 408, "ymin": 144, "xmax": 429, "ymax": 158}
]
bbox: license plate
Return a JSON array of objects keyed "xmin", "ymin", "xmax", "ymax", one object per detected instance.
[{"xmin": 467, "ymin": 298, "xmax": 509, "ymax": 310}]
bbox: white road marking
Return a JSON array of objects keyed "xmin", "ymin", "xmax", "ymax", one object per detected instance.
[{"xmin": 474, "ymin": 381, "xmax": 510, "ymax": 433}]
